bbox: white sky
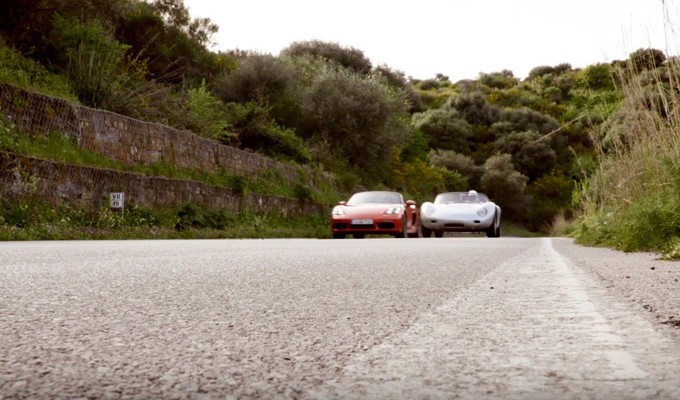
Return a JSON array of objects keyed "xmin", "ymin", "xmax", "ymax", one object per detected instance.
[{"xmin": 184, "ymin": 0, "xmax": 677, "ymax": 81}]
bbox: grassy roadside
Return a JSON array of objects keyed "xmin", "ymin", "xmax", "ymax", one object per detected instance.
[
  {"xmin": 569, "ymin": 49, "xmax": 680, "ymax": 259},
  {"xmin": 0, "ymin": 114, "xmax": 340, "ymax": 204},
  {"xmin": 0, "ymin": 198, "xmax": 331, "ymax": 241}
]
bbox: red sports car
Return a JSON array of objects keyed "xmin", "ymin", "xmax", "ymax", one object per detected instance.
[{"xmin": 331, "ymin": 191, "xmax": 420, "ymax": 239}]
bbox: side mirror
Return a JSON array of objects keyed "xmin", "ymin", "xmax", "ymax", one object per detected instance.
[
  {"xmin": 406, "ymin": 200, "xmax": 416, "ymax": 208},
  {"xmin": 339, "ymin": 201, "xmax": 347, "ymax": 206}
]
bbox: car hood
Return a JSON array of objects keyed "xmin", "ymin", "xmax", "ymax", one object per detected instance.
[
  {"xmin": 423, "ymin": 202, "xmax": 494, "ymax": 218},
  {"xmin": 337, "ymin": 204, "xmax": 401, "ymax": 218}
]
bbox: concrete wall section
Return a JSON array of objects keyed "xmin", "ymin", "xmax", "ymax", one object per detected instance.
[{"xmin": 0, "ymin": 153, "xmax": 327, "ymax": 216}]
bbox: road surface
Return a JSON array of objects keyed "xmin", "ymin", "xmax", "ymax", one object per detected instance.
[{"xmin": 1, "ymin": 237, "xmax": 679, "ymax": 399}]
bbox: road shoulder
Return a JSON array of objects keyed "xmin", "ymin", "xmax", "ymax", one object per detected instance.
[{"xmin": 552, "ymin": 237, "xmax": 680, "ymax": 344}]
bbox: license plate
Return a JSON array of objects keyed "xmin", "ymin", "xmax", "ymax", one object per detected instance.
[{"xmin": 351, "ymin": 219, "xmax": 373, "ymax": 225}]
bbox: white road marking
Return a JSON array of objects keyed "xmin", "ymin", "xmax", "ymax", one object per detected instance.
[{"xmin": 317, "ymin": 238, "xmax": 680, "ymax": 399}]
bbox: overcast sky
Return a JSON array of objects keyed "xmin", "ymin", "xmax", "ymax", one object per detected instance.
[{"xmin": 184, "ymin": 0, "xmax": 676, "ymax": 81}]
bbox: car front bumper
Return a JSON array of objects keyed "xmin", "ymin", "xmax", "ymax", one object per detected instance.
[
  {"xmin": 331, "ymin": 214, "xmax": 404, "ymax": 235},
  {"xmin": 421, "ymin": 214, "xmax": 494, "ymax": 232}
]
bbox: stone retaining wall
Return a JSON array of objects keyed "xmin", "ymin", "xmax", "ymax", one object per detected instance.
[
  {"xmin": 0, "ymin": 84, "xmax": 329, "ymax": 187},
  {"xmin": 0, "ymin": 153, "xmax": 327, "ymax": 216}
]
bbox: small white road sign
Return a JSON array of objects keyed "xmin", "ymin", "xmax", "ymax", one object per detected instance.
[{"xmin": 110, "ymin": 192, "xmax": 125, "ymax": 209}]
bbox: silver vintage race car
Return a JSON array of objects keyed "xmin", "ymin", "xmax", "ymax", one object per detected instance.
[{"xmin": 419, "ymin": 191, "xmax": 501, "ymax": 238}]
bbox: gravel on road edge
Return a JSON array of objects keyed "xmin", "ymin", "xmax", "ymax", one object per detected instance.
[{"xmin": 552, "ymin": 237, "xmax": 680, "ymax": 343}]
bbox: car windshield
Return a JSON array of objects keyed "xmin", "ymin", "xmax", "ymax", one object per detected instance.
[
  {"xmin": 435, "ymin": 192, "xmax": 489, "ymax": 204},
  {"xmin": 347, "ymin": 192, "xmax": 403, "ymax": 205}
]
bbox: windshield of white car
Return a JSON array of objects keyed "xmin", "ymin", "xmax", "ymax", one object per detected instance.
[
  {"xmin": 347, "ymin": 192, "xmax": 403, "ymax": 205},
  {"xmin": 435, "ymin": 192, "xmax": 489, "ymax": 204}
]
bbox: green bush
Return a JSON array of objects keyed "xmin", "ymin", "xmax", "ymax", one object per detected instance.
[
  {"xmin": 228, "ymin": 174, "xmax": 249, "ymax": 196},
  {"xmin": 293, "ymin": 183, "xmax": 315, "ymax": 201},
  {"xmin": 438, "ymin": 166, "xmax": 468, "ymax": 191},
  {"xmin": 186, "ymin": 80, "xmax": 234, "ymax": 142}
]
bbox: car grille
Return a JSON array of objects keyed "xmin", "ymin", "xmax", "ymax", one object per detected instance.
[
  {"xmin": 376, "ymin": 222, "xmax": 395, "ymax": 229},
  {"xmin": 445, "ymin": 223, "xmax": 465, "ymax": 228},
  {"xmin": 350, "ymin": 224, "xmax": 375, "ymax": 230},
  {"xmin": 333, "ymin": 223, "xmax": 348, "ymax": 230}
]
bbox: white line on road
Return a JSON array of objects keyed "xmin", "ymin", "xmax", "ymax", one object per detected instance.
[{"xmin": 315, "ymin": 238, "xmax": 680, "ymax": 399}]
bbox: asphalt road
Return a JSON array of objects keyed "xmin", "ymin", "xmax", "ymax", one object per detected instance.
[{"xmin": 1, "ymin": 237, "xmax": 679, "ymax": 399}]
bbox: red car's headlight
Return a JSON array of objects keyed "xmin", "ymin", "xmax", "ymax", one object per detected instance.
[
  {"xmin": 384, "ymin": 207, "xmax": 402, "ymax": 215},
  {"xmin": 332, "ymin": 207, "xmax": 345, "ymax": 216}
]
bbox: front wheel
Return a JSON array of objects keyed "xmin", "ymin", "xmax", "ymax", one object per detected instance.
[
  {"xmin": 395, "ymin": 215, "xmax": 408, "ymax": 238},
  {"xmin": 333, "ymin": 233, "xmax": 346, "ymax": 239},
  {"xmin": 434, "ymin": 230, "xmax": 443, "ymax": 238},
  {"xmin": 353, "ymin": 233, "xmax": 365, "ymax": 239},
  {"xmin": 486, "ymin": 215, "xmax": 500, "ymax": 238},
  {"xmin": 420, "ymin": 220, "xmax": 432, "ymax": 238}
]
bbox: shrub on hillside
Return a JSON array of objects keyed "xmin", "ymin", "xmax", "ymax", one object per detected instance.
[
  {"xmin": 419, "ymin": 79, "xmax": 440, "ymax": 91},
  {"xmin": 527, "ymin": 170, "xmax": 575, "ymax": 229},
  {"xmin": 412, "ymin": 107, "xmax": 471, "ymax": 152},
  {"xmin": 628, "ymin": 48, "xmax": 666, "ymax": 72},
  {"xmin": 226, "ymin": 102, "xmax": 311, "ymax": 164},
  {"xmin": 300, "ymin": 68, "xmax": 409, "ymax": 172},
  {"xmin": 428, "ymin": 149, "xmax": 483, "ymax": 188},
  {"xmin": 374, "ymin": 65, "xmax": 423, "ymax": 113},
  {"xmin": 492, "ymin": 107, "xmax": 559, "ymax": 136},
  {"xmin": 186, "ymin": 81, "xmax": 234, "ymax": 142},
  {"xmin": 526, "ymin": 63, "xmax": 572, "ymax": 81},
  {"xmin": 579, "ymin": 63, "xmax": 615, "ymax": 91},
  {"xmin": 494, "ymin": 130, "xmax": 557, "ymax": 180},
  {"xmin": 481, "ymin": 154, "xmax": 529, "ymax": 218},
  {"xmin": 478, "ymin": 70, "xmax": 518, "ymax": 89},
  {"xmin": 453, "ymin": 92, "xmax": 501, "ymax": 126},
  {"xmin": 281, "ymin": 40, "xmax": 372, "ymax": 75},
  {"xmin": 215, "ymin": 53, "xmax": 294, "ymax": 104}
]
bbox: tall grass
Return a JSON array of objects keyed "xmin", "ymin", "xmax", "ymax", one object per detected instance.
[{"xmin": 573, "ymin": 22, "xmax": 680, "ymax": 256}]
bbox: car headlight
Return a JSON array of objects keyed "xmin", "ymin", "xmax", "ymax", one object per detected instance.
[
  {"xmin": 384, "ymin": 207, "xmax": 403, "ymax": 215},
  {"xmin": 477, "ymin": 207, "xmax": 488, "ymax": 217},
  {"xmin": 422, "ymin": 204, "xmax": 436, "ymax": 217},
  {"xmin": 332, "ymin": 207, "xmax": 345, "ymax": 216}
]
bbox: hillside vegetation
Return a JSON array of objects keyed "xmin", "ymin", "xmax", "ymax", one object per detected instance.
[{"xmin": 0, "ymin": 0, "xmax": 673, "ymax": 239}]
